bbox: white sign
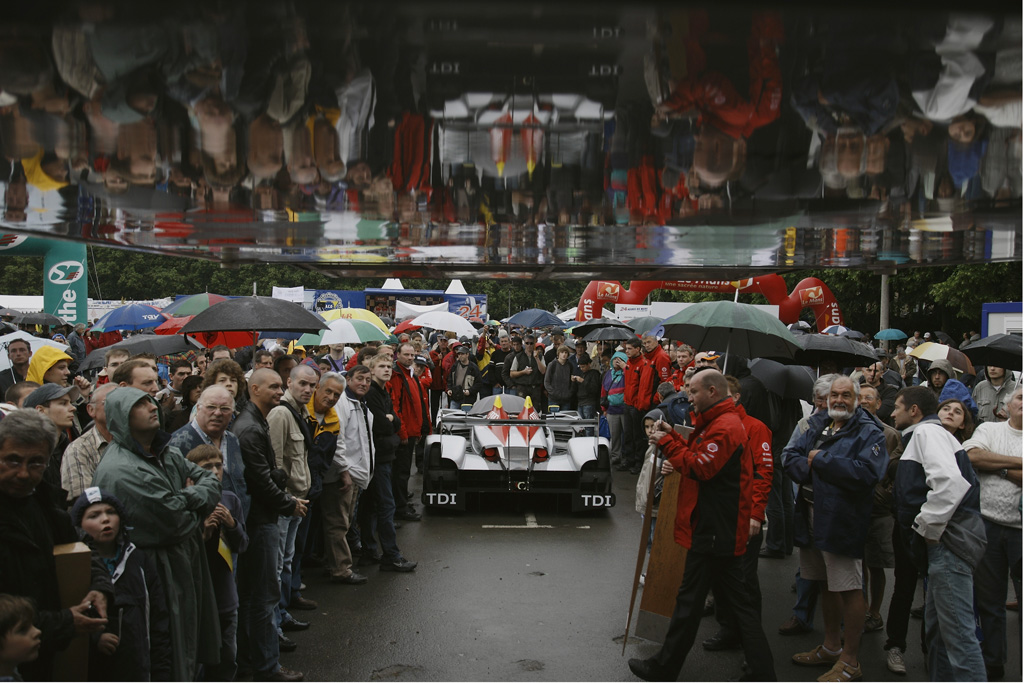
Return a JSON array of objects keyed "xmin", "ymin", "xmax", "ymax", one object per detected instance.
[{"xmin": 614, "ymin": 304, "xmax": 650, "ymax": 318}]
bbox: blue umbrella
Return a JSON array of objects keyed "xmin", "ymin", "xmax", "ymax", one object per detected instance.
[
  {"xmin": 874, "ymin": 328, "xmax": 908, "ymax": 341},
  {"xmin": 91, "ymin": 303, "xmax": 167, "ymax": 332},
  {"xmin": 504, "ymin": 308, "xmax": 565, "ymax": 329}
]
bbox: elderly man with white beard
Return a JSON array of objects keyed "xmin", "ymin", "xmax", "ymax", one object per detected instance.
[{"xmin": 783, "ymin": 375, "xmax": 888, "ymax": 683}]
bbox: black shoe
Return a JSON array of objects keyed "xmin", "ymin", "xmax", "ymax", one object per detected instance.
[
  {"xmin": 987, "ymin": 665, "xmax": 1005, "ymax": 681},
  {"xmin": 759, "ymin": 547, "xmax": 785, "ymax": 559},
  {"xmin": 702, "ymin": 633, "xmax": 742, "ymax": 651},
  {"xmin": 394, "ymin": 521, "xmax": 403, "ymax": 529},
  {"xmin": 255, "ymin": 665, "xmax": 305, "ymax": 681},
  {"xmin": 629, "ymin": 466, "xmax": 642, "ymax": 475},
  {"xmin": 380, "ymin": 558, "xmax": 418, "ymax": 572},
  {"xmin": 280, "ymin": 617, "xmax": 310, "ymax": 632},
  {"xmin": 330, "ymin": 571, "xmax": 368, "ymax": 585},
  {"xmin": 395, "ymin": 510, "xmax": 422, "ymax": 521},
  {"xmin": 289, "ymin": 596, "xmax": 318, "ymax": 611},
  {"xmin": 627, "ymin": 657, "xmax": 671, "ymax": 682},
  {"xmin": 910, "ymin": 604, "xmax": 924, "ymax": 619},
  {"xmin": 615, "ymin": 463, "xmax": 633, "ymax": 472},
  {"xmin": 278, "ymin": 634, "xmax": 297, "ymax": 652},
  {"xmin": 358, "ymin": 553, "xmax": 383, "ymax": 567}
]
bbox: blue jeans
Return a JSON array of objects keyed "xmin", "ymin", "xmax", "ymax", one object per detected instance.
[
  {"xmin": 276, "ymin": 515, "xmax": 301, "ymax": 625},
  {"xmin": 792, "ymin": 568, "xmax": 819, "ymax": 628},
  {"xmin": 974, "ymin": 518, "xmax": 1023, "ymax": 671},
  {"xmin": 578, "ymin": 404, "xmax": 596, "ymax": 436},
  {"xmin": 359, "ymin": 462, "xmax": 402, "ymax": 562},
  {"xmin": 925, "ymin": 542, "xmax": 987, "ymax": 681},
  {"xmin": 203, "ymin": 611, "xmax": 238, "ymax": 682},
  {"xmin": 237, "ymin": 521, "xmax": 282, "ymax": 675}
]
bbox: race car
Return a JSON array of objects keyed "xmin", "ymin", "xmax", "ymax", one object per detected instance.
[{"xmin": 421, "ymin": 394, "xmax": 615, "ymax": 512}]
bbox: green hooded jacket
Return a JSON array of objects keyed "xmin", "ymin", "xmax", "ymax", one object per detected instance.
[{"xmin": 91, "ymin": 387, "xmax": 221, "ymax": 679}]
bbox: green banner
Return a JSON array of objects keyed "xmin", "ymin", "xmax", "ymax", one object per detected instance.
[{"xmin": 0, "ymin": 233, "xmax": 88, "ymax": 325}]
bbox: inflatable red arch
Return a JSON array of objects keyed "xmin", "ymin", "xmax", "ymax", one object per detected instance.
[{"xmin": 575, "ymin": 276, "xmax": 844, "ymax": 329}]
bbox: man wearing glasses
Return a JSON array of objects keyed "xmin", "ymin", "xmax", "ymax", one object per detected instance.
[
  {"xmin": 0, "ymin": 410, "xmax": 113, "ymax": 681},
  {"xmin": 502, "ymin": 334, "xmax": 547, "ymax": 410}
]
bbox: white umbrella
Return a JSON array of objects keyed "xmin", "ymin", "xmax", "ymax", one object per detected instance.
[
  {"xmin": 410, "ymin": 311, "xmax": 478, "ymax": 337},
  {"xmin": 0, "ymin": 331, "xmax": 70, "ymax": 371},
  {"xmin": 321, "ymin": 319, "xmax": 391, "ymax": 345}
]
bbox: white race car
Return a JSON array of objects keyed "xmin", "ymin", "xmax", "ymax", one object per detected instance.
[{"xmin": 421, "ymin": 394, "xmax": 615, "ymax": 512}]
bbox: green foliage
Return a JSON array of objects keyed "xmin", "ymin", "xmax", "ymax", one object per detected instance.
[{"xmin": 0, "ymin": 247, "xmax": 1018, "ymax": 339}]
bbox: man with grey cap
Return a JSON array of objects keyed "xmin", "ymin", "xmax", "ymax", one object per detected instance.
[{"xmin": 24, "ymin": 382, "xmax": 81, "ymax": 507}]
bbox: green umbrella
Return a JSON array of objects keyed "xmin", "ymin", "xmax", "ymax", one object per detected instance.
[
  {"xmin": 161, "ymin": 293, "xmax": 229, "ymax": 317},
  {"xmin": 296, "ymin": 318, "xmax": 390, "ymax": 346},
  {"xmin": 661, "ymin": 300, "xmax": 803, "ymax": 368}
]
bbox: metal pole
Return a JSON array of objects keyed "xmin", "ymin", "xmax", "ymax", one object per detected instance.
[{"xmin": 880, "ymin": 274, "xmax": 891, "ymax": 351}]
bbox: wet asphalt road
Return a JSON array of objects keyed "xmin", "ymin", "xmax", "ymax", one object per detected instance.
[{"xmin": 284, "ymin": 470, "xmax": 1021, "ymax": 682}]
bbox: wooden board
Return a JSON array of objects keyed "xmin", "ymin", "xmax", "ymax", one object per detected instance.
[{"xmin": 635, "ymin": 472, "xmax": 687, "ymax": 643}]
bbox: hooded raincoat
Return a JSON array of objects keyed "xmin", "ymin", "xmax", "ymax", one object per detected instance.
[{"xmin": 90, "ymin": 387, "xmax": 222, "ymax": 681}]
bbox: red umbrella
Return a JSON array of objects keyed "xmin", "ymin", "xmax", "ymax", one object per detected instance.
[
  {"xmin": 393, "ymin": 320, "xmax": 422, "ymax": 335},
  {"xmin": 155, "ymin": 316, "xmax": 257, "ymax": 348}
]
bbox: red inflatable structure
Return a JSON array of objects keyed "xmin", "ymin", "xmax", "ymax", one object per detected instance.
[{"xmin": 575, "ymin": 276, "xmax": 844, "ymax": 329}]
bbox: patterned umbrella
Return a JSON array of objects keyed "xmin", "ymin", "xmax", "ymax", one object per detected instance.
[
  {"xmin": 320, "ymin": 308, "xmax": 389, "ymax": 333},
  {"xmin": 161, "ymin": 293, "xmax": 229, "ymax": 317},
  {"xmin": 910, "ymin": 342, "xmax": 974, "ymax": 375}
]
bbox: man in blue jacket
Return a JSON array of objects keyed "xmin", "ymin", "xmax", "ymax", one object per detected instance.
[{"xmin": 783, "ymin": 375, "xmax": 886, "ymax": 683}]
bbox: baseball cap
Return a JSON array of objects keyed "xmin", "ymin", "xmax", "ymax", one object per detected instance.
[
  {"xmin": 497, "ymin": 329, "xmax": 509, "ymax": 339},
  {"xmin": 414, "ymin": 355, "xmax": 433, "ymax": 367},
  {"xmin": 695, "ymin": 351, "xmax": 721, "ymax": 363},
  {"xmin": 455, "ymin": 346, "xmax": 470, "ymax": 354},
  {"xmin": 23, "ymin": 382, "xmax": 79, "ymax": 408},
  {"xmin": 923, "ymin": 332, "xmax": 932, "ymax": 339}
]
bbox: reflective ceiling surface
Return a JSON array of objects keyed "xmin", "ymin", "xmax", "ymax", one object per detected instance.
[{"xmin": 0, "ymin": 3, "xmax": 1019, "ymax": 279}]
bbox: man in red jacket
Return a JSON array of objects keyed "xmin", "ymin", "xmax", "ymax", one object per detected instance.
[
  {"xmin": 387, "ymin": 343, "xmax": 429, "ymax": 522},
  {"xmin": 622, "ymin": 338, "xmax": 657, "ymax": 474},
  {"xmin": 628, "ymin": 369, "xmax": 776, "ymax": 682},
  {"xmin": 703, "ymin": 375, "xmax": 774, "ymax": 653},
  {"xmin": 641, "ymin": 334, "xmax": 672, "ymax": 385}
]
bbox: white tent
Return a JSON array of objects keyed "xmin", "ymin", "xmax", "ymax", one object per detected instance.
[{"xmin": 445, "ymin": 279, "xmax": 468, "ymax": 295}]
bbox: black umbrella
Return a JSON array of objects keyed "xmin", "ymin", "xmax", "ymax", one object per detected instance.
[
  {"xmin": 14, "ymin": 311, "xmax": 66, "ymax": 326},
  {"xmin": 504, "ymin": 308, "xmax": 565, "ymax": 329},
  {"xmin": 748, "ymin": 358, "xmax": 817, "ymax": 402},
  {"xmin": 795, "ymin": 333, "xmax": 878, "ymax": 368},
  {"xmin": 180, "ymin": 296, "xmax": 329, "ymax": 335},
  {"xmin": 931, "ymin": 330, "xmax": 955, "ymax": 346},
  {"xmin": 961, "ymin": 334, "xmax": 1023, "ymax": 372},
  {"xmin": 571, "ymin": 317, "xmax": 634, "ymax": 338},
  {"xmin": 0, "ymin": 306, "xmax": 19, "ymax": 318},
  {"xmin": 582, "ymin": 326, "xmax": 636, "ymax": 342},
  {"xmin": 77, "ymin": 334, "xmax": 195, "ymax": 371}
]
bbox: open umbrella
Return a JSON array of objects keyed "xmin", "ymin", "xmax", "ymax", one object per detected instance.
[
  {"xmin": 748, "ymin": 358, "xmax": 816, "ymax": 402},
  {"xmin": 161, "ymin": 293, "xmax": 229, "ymax": 317},
  {"xmin": 13, "ymin": 311, "xmax": 65, "ymax": 327},
  {"xmin": 110, "ymin": 333, "xmax": 193, "ymax": 358},
  {"xmin": 410, "ymin": 311, "xmax": 478, "ymax": 337},
  {"xmin": 910, "ymin": 342, "xmax": 974, "ymax": 375},
  {"xmin": 583, "ymin": 326, "xmax": 636, "ymax": 342},
  {"xmin": 840, "ymin": 329, "xmax": 866, "ymax": 340},
  {"xmin": 0, "ymin": 306, "xmax": 20, "ymax": 318},
  {"xmin": 505, "ymin": 308, "xmax": 565, "ymax": 329},
  {"xmin": 931, "ymin": 331, "xmax": 955, "ymax": 346},
  {"xmin": 0, "ymin": 331, "xmax": 69, "ymax": 371},
  {"xmin": 821, "ymin": 324, "xmax": 850, "ymax": 336},
  {"xmin": 297, "ymin": 319, "xmax": 391, "ymax": 347},
  {"xmin": 875, "ymin": 328, "xmax": 908, "ymax": 341},
  {"xmin": 795, "ymin": 334, "xmax": 878, "ymax": 368},
  {"xmin": 393, "ymin": 320, "xmax": 422, "ymax": 335},
  {"xmin": 155, "ymin": 316, "xmax": 260, "ymax": 349},
  {"xmin": 626, "ymin": 316, "xmax": 666, "ymax": 336},
  {"xmin": 661, "ymin": 301, "xmax": 803, "ymax": 364},
  {"xmin": 90, "ymin": 303, "xmax": 167, "ymax": 332},
  {"xmin": 181, "ymin": 297, "xmax": 328, "ymax": 335},
  {"xmin": 961, "ymin": 334, "xmax": 1023, "ymax": 372},
  {"xmin": 321, "ymin": 308, "xmax": 389, "ymax": 333},
  {"xmin": 571, "ymin": 317, "xmax": 635, "ymax": 338},
  {"xmin": 788, "ymin": 321, "xmax": 812, "ymax": 332}
]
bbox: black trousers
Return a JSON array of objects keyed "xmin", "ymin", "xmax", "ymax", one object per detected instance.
[
  {"xmin": 653, "ymin": 549, "xmax": 777, "ymax": 681},
  {"xmin": 714, "ymin": 530, "xmax": 763, "ymax": 638},
  {"xmin": 392, "ymin": 437, "xmax": 418, "ymax": 512},
  {"xmin": 622, "ymin": 406, "xmax": 644, "ymax": 467},
  {"xmin": 885, "ymin": 522, "xmax": 921, "ymax": 652}
]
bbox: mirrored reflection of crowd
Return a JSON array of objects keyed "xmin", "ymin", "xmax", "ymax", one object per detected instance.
[{"xmin": 0, "ymin": 6, "xmax": 1017, "ymax": 233}]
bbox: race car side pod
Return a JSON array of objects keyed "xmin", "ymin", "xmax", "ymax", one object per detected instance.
[{"xmin": 574, "ymin": 275, "xmax": 844, "ymax": 330}]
